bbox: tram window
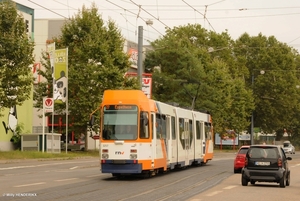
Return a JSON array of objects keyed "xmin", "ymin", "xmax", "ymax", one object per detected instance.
[
  {"xmin": 161, "ymin": 114, "xmax": 166, "ymax": 139},
  {"xmin": 189, "ymin": 120, "xmax": 193, "ymax": 147},
  {"xmin": 171, "ymin": 116, "xmax": 176, "ymax": 140},
  {"xmin": 156, "ymin": 114, "xmax": 162, "ymax": 138},
  {"xmin": 200, "ymin": 122, "xmax": 204, "ymax": 140},
  {"xmin": 205, "ymin": 122, "xmax": 212, "ymax": 140},
  {"xmin": 151, "ymin": 114, "xmax": 154, "ymax": 140},
  {"xmin": 140, "ymin": 112, "xmax": 149, "ymax": 139},
  {"xmin": 196, "ymin": 121, "xmax": 201, "ymax": 139},
  {"xmin": 179, "ymin": 118, "xmax": 186, "ymax": 149}
]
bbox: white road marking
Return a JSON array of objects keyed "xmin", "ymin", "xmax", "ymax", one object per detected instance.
[
  {"xmin": 223, "ymin": 185, "xmax": 237, "ymax": 190},
  {"xmin": 0, "ymin": 165, "xmax": 35, "ymax": 170},
  {"xmin": 206, "ymin": 191, "xmax": 223, "ymax": 196},
  {"xmin": 69, "ymin": 166, "xmax": 78, "ymax": 170},
  {"xmin": 290, "ymin": 163, "xmax": 300, "ymax": 168},
  {"xmin": 14, "ymin": 182, "xmax": 46, "ymax": 187},
  {"xmin": 0, "ymin": 160, "xmax": 98, "ymax": 171},
  {"xmin": 54, "ymin": 178, "xmax": 78, "ymax": 182}
]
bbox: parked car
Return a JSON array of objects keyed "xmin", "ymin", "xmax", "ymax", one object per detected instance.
[
  {"xmin": 283, "ymin": 141, "xmax": 295, "ymax": 154},
  {"xmin": 241, "ymin": 144, "xmax": 292, "ymax": 188},
  {"xmin": 234, "ymin": 145, "xmax": 250, "ymax": 173}
]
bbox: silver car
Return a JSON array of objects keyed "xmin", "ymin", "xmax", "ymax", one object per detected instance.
[{"xmin": 283, "ymin": 141, "xmax": 295, "ymax": 154}]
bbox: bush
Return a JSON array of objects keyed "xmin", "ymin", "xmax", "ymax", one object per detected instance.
[{"xmin": 10, "ymin": 123, "xmax": 23, "ymax": 150}]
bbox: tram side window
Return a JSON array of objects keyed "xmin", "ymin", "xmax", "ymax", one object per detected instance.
[
  {"xmin": 161, "ymin": 114, "xmax": 166, "ymax": 139},
  {"xmin": 151, "ymin": 114, "xmax": 154, "ymax": 139},
  {"xmin": 140, "ymin": 112, "xmax": 149, "ymax": 139},
  {"xmin": 205, "ymin": 122, "xmax": 212, "ymax": 140},
  {"xmin": 189, "ymin": 119, "xmax": 193, "ymax": 147},
  {"xmin": 179, "ymin": 118, "xmax": 186, "ymax": 149},
  {"xmin": 196, "ymin": 120, "xmax": 201, "ymax": 140},
  {"xmin": 156, "ymin": 114, "xmax": 161, "ymax": 138},
  {"xmin": 171, "ymin": 116, "xmax": 176, "ymax": 140},
  {"xmin": 155, "ymin": 114, "xmax": 167, "ymax": 139}
]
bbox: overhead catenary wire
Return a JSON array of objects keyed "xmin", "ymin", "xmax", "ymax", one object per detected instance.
[
  {"xmin": 130, "ymin": 0, "xmax": 171, "ymax": 29},
  {"xmin": 18, "ymin": 0, "xmax": 300, "ymax": 52},
  {"xmin": 106, "ymin": 0, "xmax": 164, "ymax": 36},
  {"xmin": 28, "ymin": 0, "xmax": 68, "ymax": 19},
  {"xmin": 182, "ymin": 0, "xmax": 216, "ymax": 32}
]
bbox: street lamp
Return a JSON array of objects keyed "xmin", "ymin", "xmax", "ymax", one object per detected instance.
[{"xmin": 250, "ymin": 69, "xmax": 265, "ymax": 145}]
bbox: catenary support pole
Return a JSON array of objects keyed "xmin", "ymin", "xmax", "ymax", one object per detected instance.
[{"xmin": 137, "ymin": 26, "xmax": 143, "ymax": 90}]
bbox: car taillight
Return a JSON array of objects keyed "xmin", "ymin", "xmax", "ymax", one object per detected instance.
[
  {"xmin": 244, "ymin": 158, "xmax": 248, "ymax": 166},
  {"xmin": 278, "ymin": 158, "xmax": 282, "ymax": 167}
]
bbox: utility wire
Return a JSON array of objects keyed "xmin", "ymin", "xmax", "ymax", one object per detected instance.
[
  {"xmin": 288, "ymin": 36, "xmax": 300, "ymax": 44},
  {"xmin": 130, "ymin": 0, "xmax": 170, "ymax": 29},
  {"xmin": 28, "ymin": 0, "xmax": 68, "ymax": 19},
  {"xmin": 182, "ymin": 0, "xmax": 216, "ymax": 32},
  {"xmin": 106, "ymin": 0, "xmax": 164, "ymax": 36}
]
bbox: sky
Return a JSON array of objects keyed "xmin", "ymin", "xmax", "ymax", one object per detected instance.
[{"xmin": 13, "ymin": 0, "xmax": 300, "ymax": 51}]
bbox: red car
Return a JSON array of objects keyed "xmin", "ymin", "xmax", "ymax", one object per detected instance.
[{"xmin": 234, "ymin": 145, "xmax": 250, "ymax": 173}]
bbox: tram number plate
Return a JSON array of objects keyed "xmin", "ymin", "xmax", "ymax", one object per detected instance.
[{"xmin": 255, "ymin": 161, "xmax": 270, "ymax": 166}]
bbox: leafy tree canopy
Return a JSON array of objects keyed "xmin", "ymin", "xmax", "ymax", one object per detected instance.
[
  {"xmin": 235, "ymin": 33, "xmax": 300, "ymax": 135},
  {"xmin": 34, "ymin": 3, "xmax": 138, "ymax": 134},
  {"xmin": 0, "ymin": 0, "xmax": 35, "ymax": 113},
  {"xmin": 145, "ymin": 24, "xmax": 253, "ymax": 134}
]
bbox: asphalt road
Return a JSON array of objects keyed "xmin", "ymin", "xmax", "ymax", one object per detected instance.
[
  {"xmin": 0, "ymin": 152, "xmax": 299, "ymax": 201},
  {"xmin": 188, "ymin": 152, "xmax": 300, "ymax": 201}
]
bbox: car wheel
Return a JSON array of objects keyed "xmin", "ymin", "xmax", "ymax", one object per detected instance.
[
  {"xmin": 286, "ymin": 172, "xmax": 290, "ymax": 186},
  {"xmin": 250, "ymin": 180, "xmax": 255, "ymax": 185},
  {"xmin": 279, "ymin": 176, "xmax": 286, "ymax": 188},
  {"xmin": 241, "ymin": 176, "xmax": 248, "ymax": 186}
]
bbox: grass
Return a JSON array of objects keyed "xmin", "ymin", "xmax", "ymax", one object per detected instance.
[
  {"xmin": 0, "ymin": 150, "xmax": 99, "ymax": 160},
  {"xmin": 0, "ymin": 148, "xmax": 238, "ymax": 161}
]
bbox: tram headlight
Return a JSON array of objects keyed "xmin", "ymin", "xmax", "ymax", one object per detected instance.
[
  {"xmin": 102, "ymin": 153, "xmax": 109, "ymax": 159},
  {"xmin": 130, "ymin": 154, "xmax": 137, "ymax": 159}
]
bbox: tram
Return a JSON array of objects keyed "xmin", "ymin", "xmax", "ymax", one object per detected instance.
[{"xmin": 98, "ymin": 90, "xmax": 214, "ymax": 177}]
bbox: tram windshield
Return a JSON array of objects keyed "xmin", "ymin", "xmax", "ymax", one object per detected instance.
[{"xmin": 102, "ymin": 105, "xmax": 138, "ymax": 140}]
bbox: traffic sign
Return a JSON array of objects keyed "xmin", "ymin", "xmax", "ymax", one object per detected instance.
[{"xmin": 43, "ymin": 97, "xmax": 53, "ymax": 113}]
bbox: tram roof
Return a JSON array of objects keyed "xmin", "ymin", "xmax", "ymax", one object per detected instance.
[{"xmin": 101, "ymin": 90, "xmax": 157, "ymax": 112}]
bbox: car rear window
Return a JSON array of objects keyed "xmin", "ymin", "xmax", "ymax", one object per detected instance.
[
  {"xmin": 248, "ymin": 147, "xmax": 278, "ymax": 158},
  {"xmin": 238, "ymin": 148, "xmax": 249, "ymax": 154}
]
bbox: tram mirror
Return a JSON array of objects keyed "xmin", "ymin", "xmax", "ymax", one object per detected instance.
[{"xmin": 141, "ymin": 112, "xmax": 148, "ymax": 126}]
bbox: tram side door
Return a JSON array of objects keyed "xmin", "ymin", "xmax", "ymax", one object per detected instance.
[
  {"xmin": 151, "ymin": 113, "xmax": 156, "ymax": 169},
  {"xmin": 166, "ymin": 116, "xmax": 172, "ymax": 164},
  {"xmin": 202, "ymin": 122, "xmax": 206, "ymax": 155},
  {"xmin": 194, "ymin": 120, "xmax": 202, "ymax": 160},
  {"xmin": 184, "ymin": 120, "xmax": 190, "ymax": 165}
]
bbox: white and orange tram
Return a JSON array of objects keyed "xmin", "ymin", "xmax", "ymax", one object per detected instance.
[{"xmin": 98, "ymin": 90, "xmax": 214, "ymax": 177}]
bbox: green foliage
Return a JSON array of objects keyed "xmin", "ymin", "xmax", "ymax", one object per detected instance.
[
  {"xmin": 235, "ymin": 33, "xmax": 300, "ymax": 134},
  {"xmin": 10, "ymin": 123, "xmax": 25, "ymax": 150},
  {"xmin": 145, "ymin": 24, "xmax": 253, "ymax": 134},
  {"xmin": 0, "ymin": 150, "xmax": 99, "ymax": 160},
  {"xmin": 0, "ymin": 0, "xmax": 35, "ymax": 113},
  {"xmin": 33, "ymin": 3, "xmax": 139, "ymax": 136}
]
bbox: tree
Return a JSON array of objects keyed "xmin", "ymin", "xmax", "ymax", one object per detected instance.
[
  {"xmin": 235, "ymin": 33, "xmax": 300, "ymax": 136},
  {"xmin": 34, "ymin": 3, "xmax": 138, "ymax": 137},
  {"xmin": 145, "ymin": 24, "xmax": 253, "ymax": 134},
  {"xmin": 0, "ymin": 0, "xmax": 34, "ymax": 114}
]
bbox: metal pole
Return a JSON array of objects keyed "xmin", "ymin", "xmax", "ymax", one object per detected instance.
[
  {"xmin": 42, "ymin": 101, "xmax": 45, "ymax": 152},
  {"xmin": 65, "ymin": 48, "xmax": 69, "ymax": 154},
  {"xmin": 251, "ymin": 73, "xmax": 254, "ymax": 145},
  {"xmin": 137, "ymin": 26, "xmax": 143, "ymax": 90}
]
